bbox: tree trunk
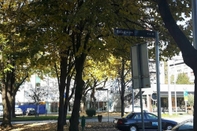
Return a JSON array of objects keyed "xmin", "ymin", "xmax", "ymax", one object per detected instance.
[
  {"xmin": 69, "ymin": 55, "xmax": 86, "ymax": 131},
  {"xmin": 1, "ymin": 84, "xmax": 12, "ymax": 127},
  {"xmin": 63, "ymin": 76, "xmax": 72, "ymax": 125},
  {"xmin": 57, "ymin": 56, "xmax": 67, "ymax": 131},
  {"xmin": 12, "ymin": 94, "xmax": 16, "ymax": 118},
  {"xmin": 69, "ymin": 77, "xmax": 84, "ymax": 131},
  {"xmin": 156, "ymin": 0, "xmax": 197, "ymax": 130}
]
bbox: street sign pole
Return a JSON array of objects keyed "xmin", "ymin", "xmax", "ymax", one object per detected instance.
[
  {"xmin": 155, "ymin": 32, "xmax": 162, "ymax": 131},
  {"xmin": 114, "ymin": 29, "xmax": 162, "ymax": 131}
]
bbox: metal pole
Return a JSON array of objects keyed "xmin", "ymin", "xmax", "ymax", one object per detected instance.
[
  {"xmin": 185, "ymin": 101, "xmax": 188, "ymax": 113},
  {"xmin": 192, "ymin": 0, "xmax": 197, "ymax": 49},
  {"xmin": 174, "ymin": 83, "xmax": 177, "ymax": 115},
  {"xmin": 137, "ymin": 44, "xmax": 145, "ymax": 131},
  {"xmin": 167, "ymin": 61, "xmax": 172, "ymax": 115},
  {"xmin": 132, "ymin": 87, "xmax": 134, "ymax": 112},
  {"xmin": 107, "ymin": 90, "xmax": 109, "ymax": 122},
  {"xmin": 155, "ymin": 32, "xmax": 162, "ymax": 131},
  {"xmin": 130, "ymin": 47, "xmax": 135, "ymax": 112},
  {"xmin": 140, "ymin": 87, "xmax": 145, "ymax": 131},
  {"xmin": 173, "ymin": 61, "xmax": 177, "ymax": 115}
]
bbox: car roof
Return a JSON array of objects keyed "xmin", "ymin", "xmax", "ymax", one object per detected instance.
[
  {"xmin": 125, "ymin": 111, "xmax": 151, "ymax": 117},
  {"xmin": 129, "ymin": 110, "xmax": 149, "ymax": 113}
]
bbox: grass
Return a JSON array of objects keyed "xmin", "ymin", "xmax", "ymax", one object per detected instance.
[
  {"xmin": 161, "ymin": 112, "xmax": 187, "ymax": 118},
  {"xmin": 0, "ymin": 113, "xmax": 102, "ymax": 122},
  {"xmin": 0, "ymin": 115, "xmax": 61, "ymax": 122}
]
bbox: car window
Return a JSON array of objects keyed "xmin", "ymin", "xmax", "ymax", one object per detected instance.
[
  {"xmin": 133, "ymin": 114, "xmax": 141, "ymax": 119},
  {"xmin": 146, "ymin": 113, "xmax": 157, "ymax": 119},
  {"xmin": 126, "ymin": 113, "xmax": 134, "ymax": 118},
  {"xmin": 178, "ymin": 121, "xmax": 193, "ymax": 130}
]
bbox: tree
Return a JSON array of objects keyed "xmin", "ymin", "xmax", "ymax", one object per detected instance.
[
  {"xmin": 188, "ymin": 94, "xmax": 194, "ymax": 108},
  {"xmin": 0, "ymin": 1, "xmax": 32, "ymax": 127},
  {"xmin": 82, "ymin": 59, "xmax": 110, "ymax": 111},
  {"xmin": 176, "ymin": 73, "xmax": 192, "ymax": 84},
  {"xmin": 155, "ymin": 0, "xmax": 197, "ymax": 130},
  {"xmin": 109, "ymin": 57, "xmax": 131, "ymax": 117}
]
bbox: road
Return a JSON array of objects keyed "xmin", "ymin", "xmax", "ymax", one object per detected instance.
[{"xmin": 11, "ymin": 114, "xmax": 193, "ymax": 124}]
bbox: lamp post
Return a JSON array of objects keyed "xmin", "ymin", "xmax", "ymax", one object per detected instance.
[
  {"xmin": 174, "ymin": 81, "xmax": 177, "ymax": 115},
  {"xmin": 172, "ymin": 59, "xmax": 178, "ymax": 115},
  {"xmin": 167, "ymin": 61, "xmax": 172, "ymax": 115}
]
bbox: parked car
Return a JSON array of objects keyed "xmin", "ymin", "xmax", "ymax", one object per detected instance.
[
  {"xmin": 165, "ymin": 119, "xmax": 193, "ymax": 131},
  {"xmin": 15, "ymin": 107, "xmax": 23, "ymax": 116},
  {"xmin": 114, "ymin": 111, "xmax": 177, "ymax": 131},
  {"xmin": 26, "ymin": 108, "xmax": 36, "ymax": 116}
]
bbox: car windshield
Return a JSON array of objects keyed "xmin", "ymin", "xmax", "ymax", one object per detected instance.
[
  {"xmin": 172, "ymin": 119, "xmax": 193, "ymax": 130},
  {"xmin": 179, "ymin": 122, "xmax": 193, "ymax": 130}
]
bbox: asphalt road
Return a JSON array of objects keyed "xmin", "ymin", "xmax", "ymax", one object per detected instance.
[{"xmin": 10, "ymin": 114, "xmax": 193, "ymax": 124}]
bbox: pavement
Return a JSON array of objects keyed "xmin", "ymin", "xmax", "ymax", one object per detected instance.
[{"xmin": 163, "ymin": 114, "xmax": 193, "ymax": 123}]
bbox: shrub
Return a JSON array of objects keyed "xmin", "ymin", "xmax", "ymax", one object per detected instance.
[{"xmin": 86, "ymin": 108, "xmax": 96, "ymax": 117}]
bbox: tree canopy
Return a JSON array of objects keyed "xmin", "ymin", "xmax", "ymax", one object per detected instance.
[{"xmin": 176, "ymin": 73, "xmax": 192, "ymax": 84}]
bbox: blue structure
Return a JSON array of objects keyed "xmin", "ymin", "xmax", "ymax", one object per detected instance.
[{"xmin": 18, "ymin": 104, "xmax": 47, "ymax": 114}]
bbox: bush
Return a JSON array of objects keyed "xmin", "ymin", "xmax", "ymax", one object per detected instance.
[{"xmin": 86, "ymin": 108, "xmax": 96, "ymax": 117}]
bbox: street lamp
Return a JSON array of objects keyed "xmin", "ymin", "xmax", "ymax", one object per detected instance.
[
  {"xmin": 167, "ymin": 60, "xmax": 172, "ymax": 115},
  {"xmin": 172, "ymin": 58, "xmax": 181, "ymax": 115},
  {"xmin": 174, "ymin": 81, "xmax": 177, "ymax": 115}
]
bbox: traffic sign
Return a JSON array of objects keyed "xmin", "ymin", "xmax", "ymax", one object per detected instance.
[
  {"xmin": 114, "ymin": 28, "xmax": 156, "ymax": 38},
  {"xmin": 151, "ymin": 93, "xmax": 157, "ymax": 101},
  {"xmin": 131, "ymin": 43, "xmax": 150, "ymax": 89}
]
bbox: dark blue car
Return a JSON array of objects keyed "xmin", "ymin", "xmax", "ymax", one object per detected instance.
[{"xmin": 114, "ymin": 111, "xmax": 177, "ymax": 131}]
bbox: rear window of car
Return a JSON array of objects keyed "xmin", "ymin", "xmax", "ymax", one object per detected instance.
[
  {"xmin": 133, "ymin": 114, "xmax": 141, "ymax": 119},
  {"xmin": 126, "ymin": 113, "xmax": 134, "ymax": 118}
]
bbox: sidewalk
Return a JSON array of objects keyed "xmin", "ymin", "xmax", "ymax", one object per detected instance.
[{"xmin": 163, "ymin": 114, "xmax": 193, "ymax": 122}]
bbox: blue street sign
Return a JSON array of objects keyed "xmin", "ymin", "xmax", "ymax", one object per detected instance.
[
  {"xmin": 184, "ymin": 91, "xmax": 188, "ymax": 96},
  {"xmin": 114, "ymin": 29, "xmax": 156, "ymax": 38}
]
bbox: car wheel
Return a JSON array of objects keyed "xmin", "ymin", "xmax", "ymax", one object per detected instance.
[
  {"xmin": 129, "ymin": 125, "xmax": 138, "ymax": 131},
  {"xmin": 166, "ymin": 124, "xmax": 173, "ymax": 130}
]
